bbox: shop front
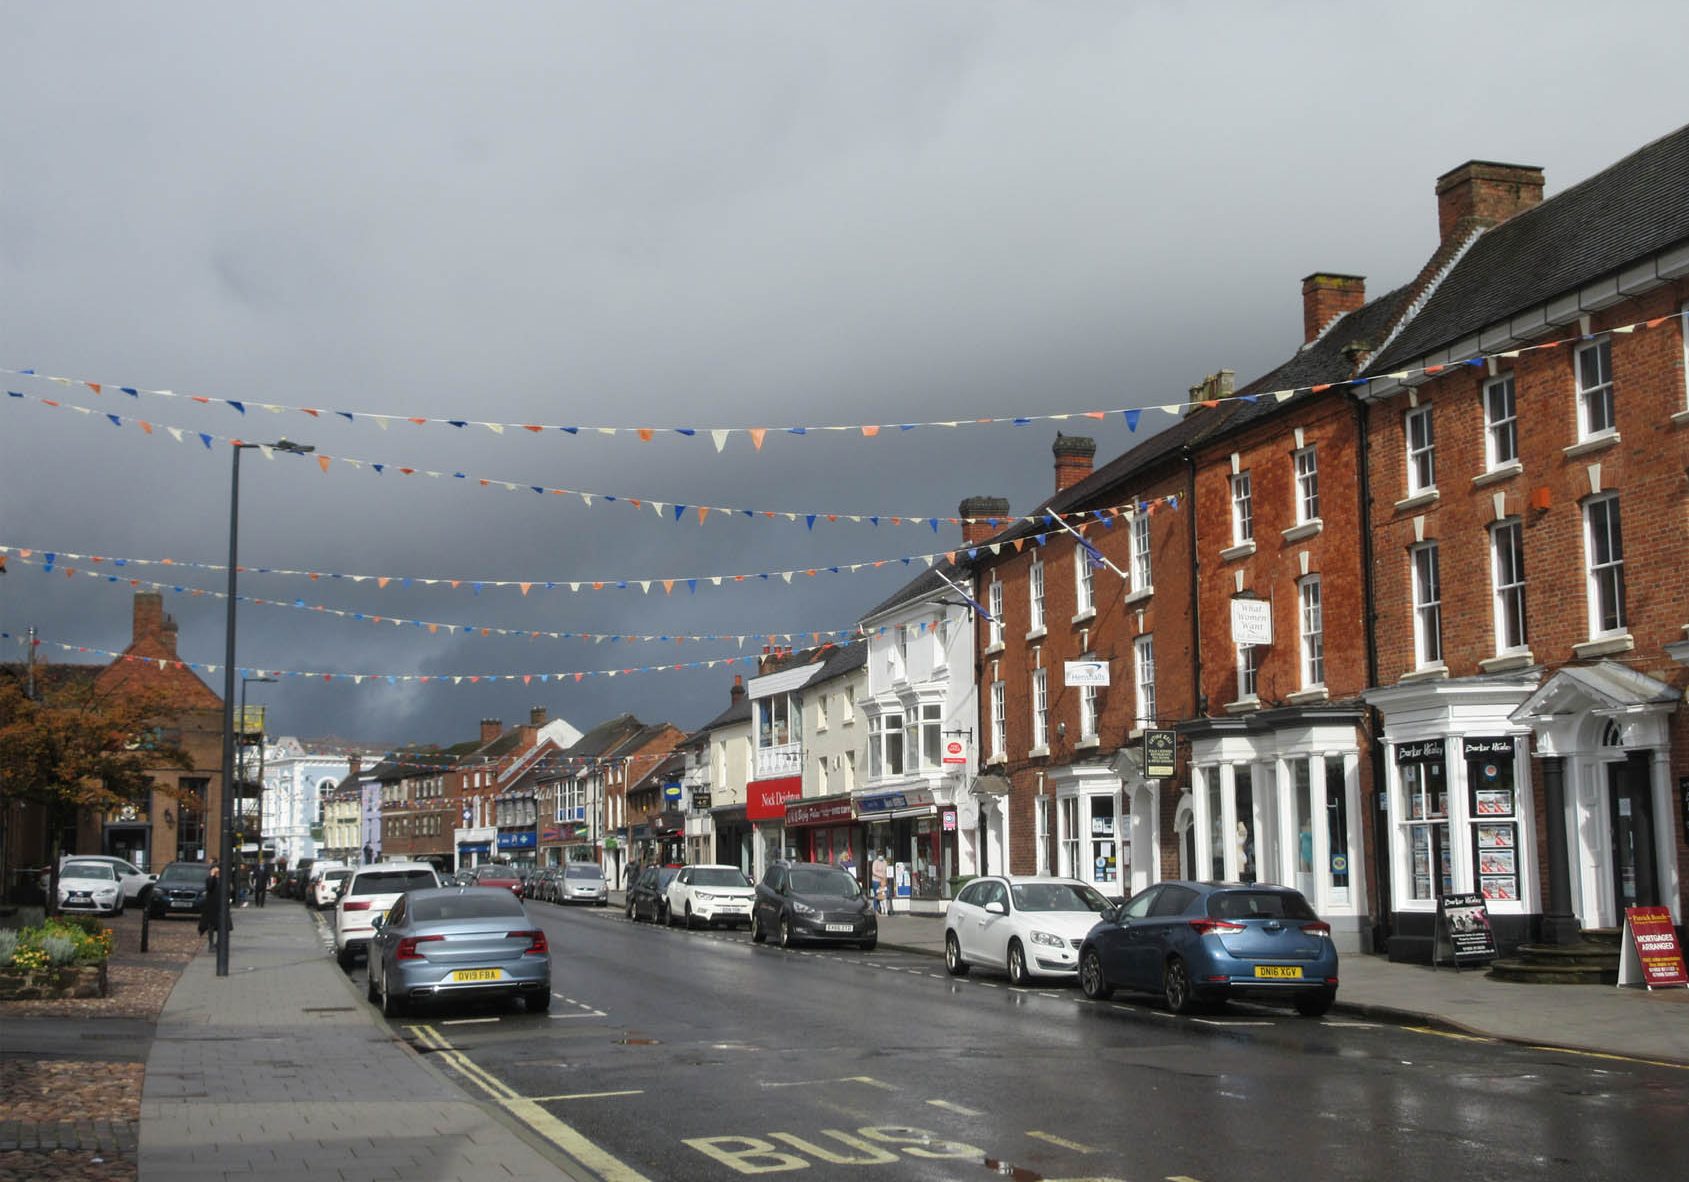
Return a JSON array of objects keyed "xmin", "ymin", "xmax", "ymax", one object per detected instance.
[
  {"xmin": 1183, "ymin": 708, "xmax": 1370, "ymax": 955},
  {"xmin": 747, "ymin": 776, "xmax": 802, "ymax": 882},
  {"xmin": 855, "ymin": 787, "xmax": 959, "ymax": 913},
  {"xmin": 454, "ymin": 825, "xmax": 495, "ymax": 872},
  {"xmin": 784, "ymin": 794, "xmax": 858, "ymax": 869},
  {"xmin": 1046, "ymin": 762, "xmax": 1126, "ymax": 896},
  {"xmin": 711, "ymin": 804, "xmax": 752, "ymax": 877},
  {"xmin": 651, "ymin": 809, "xmax": 686, "ymax": 865},
  {"xmin": 496, "ymin": 828, "xmax": 537, "ymax": 869}
]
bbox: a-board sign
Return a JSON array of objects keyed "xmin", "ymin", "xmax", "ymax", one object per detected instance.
[
  {"xmin": 1434, "ymin": 892, "xmax": 1498, "ymax": 967},
  {"xmin": 1617, "ymin": 906, "xmax": 1689, "ymax": 989}
]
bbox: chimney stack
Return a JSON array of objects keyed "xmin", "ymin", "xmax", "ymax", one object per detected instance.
[
  {"xmin": 1301, "ymin": 274, "xmax": 1366, "ymax": 344},
  {"xmin": 1436, "ymin": 160, "xmax": 1543, "ymax": 244},
  {"xmin": 959, "ymin": 496, "xmax": 1011, "ymax": 547},
  {"xmin": 132, "ymin": 591, "xmax": 180, "ymax": 657},
  {"xmin": 349, "ymin": 754, "xmax": 363, "ymax": 778},
  {"xmin": 480, "ymin": 718, "xmax": 502, "ymax": 745},
  {"xmin": 530, "ymin": 706, "xmax": 547, "ymax": 727},
  {"xmin": 1052, "ymin": 434, "xmax": 1096, "ymax": 493},
  {"xmin": 730, "ymin": 674, "xmax": 746, "ymax": 705}
]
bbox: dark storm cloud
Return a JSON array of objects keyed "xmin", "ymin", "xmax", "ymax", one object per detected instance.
[{"xmin": 4, "ymin": 0, "xmax": 1685, "ymax": 745}]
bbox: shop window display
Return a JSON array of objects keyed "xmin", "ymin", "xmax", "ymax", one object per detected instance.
[{"xmin": 1465, "ymin": 737, "xmax": 1519, "ymax": 902}]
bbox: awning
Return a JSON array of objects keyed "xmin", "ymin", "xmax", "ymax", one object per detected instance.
[{"xmin": 969, "ymin": 773, "xmax": 1012, "ymax": 797}]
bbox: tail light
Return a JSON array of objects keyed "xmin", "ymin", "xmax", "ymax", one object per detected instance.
[
  {"xmin": 1301, "ymin": 921, "xmax": 1332, "ymax": 938},
  {"xmin": 509, "ymin": 929, "xmax": 549, "ymax": 956},
  {"xmin": 343, "ymin": 900, "xmax": 372, "ymax": 912},
  {"xmin": 1188, "ymin": 918, "xmax": 1246, "ymax": 936},
  {"xmin": 396, "ymin": 934, "xmax": 443, "ymax": 961}
]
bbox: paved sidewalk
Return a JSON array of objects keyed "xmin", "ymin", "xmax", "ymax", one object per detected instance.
[
  {"xmin": 138, "ymin": 904, "xmax": 584, "ymax": 1182},
  {"xmin": 868, "ymin": 909, "xmax": 1689, "ymax": 1065}
]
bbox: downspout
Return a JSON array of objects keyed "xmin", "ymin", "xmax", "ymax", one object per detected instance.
[
  {"xmin": 1184, "ymin": 446, "xmax": 1202, "ymax": 891},
  {"xmin": 1354, "ymin": 393, "xmax": 1391, "ymax": 953}
]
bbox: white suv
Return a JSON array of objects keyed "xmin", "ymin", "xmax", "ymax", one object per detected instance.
[
  {"xmin": 311, "ymin": 866, "xmax": 353, "ymax": 910},
  {"xmin": 60, "ymin": 855, "xmax": 156, "ymax": 907},
  {"xmin": 333, "ymin": 862, "xmax": 441, "ymax": 970},
  {"xmin": 665, "ymin": 864, "xmax": 756, "ymax": 929}
]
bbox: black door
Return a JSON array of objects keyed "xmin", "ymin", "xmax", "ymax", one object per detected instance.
[{"xmin": 1608, "ymin": 753, "xmax": 1659, "ymax": 914}]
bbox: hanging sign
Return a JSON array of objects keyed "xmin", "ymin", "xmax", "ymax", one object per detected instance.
[
  {"xmin": 1143, "ymin": 730, "xmax": 1176, "ymax": 778},
  {"xmin": 1617, "ymin": 906, "xmax": 1689, "ymax": 989},
  {"xmin": 942, "ymin": 738, "xmax": 968, "ymax": 766},
  {"xmin": 1434, "ymin": 892, "xmax": 1498, "ymax": 967},
  {"xmin": 1230, "ymin": 598, "xmax": 1273, "ymax": 646},
  {"xmin": 1065, "ymin": 660, "xmax": 1110, "ymax": 687}
]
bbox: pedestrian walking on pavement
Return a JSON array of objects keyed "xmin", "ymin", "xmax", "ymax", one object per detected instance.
[
  {"xmin": 234, "ymin": 861, "xmax": 251, "ymax": 908},
  {"xmin": 199, "ymin": 862, "xmax": 223, "ymax": 949},
  {"xmin": 871, "ymin": 850, "xmax": 889, "ymax": 915},
  {"xmin": 254, "ymin": 861, "xmax": 269, "ymax": 907}
]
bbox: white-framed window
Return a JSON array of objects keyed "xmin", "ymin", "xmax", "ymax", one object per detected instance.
[
  {"xmin": 1080, "ymin": 679, "xmax": 1099, "ymax": 740},
  {"xmin": 894, "ymin": 624, "xmax": 909, "ymax": 664},
  {"xmin": 1130, "ymin": 514, "xmax": 1152, "ymax": 594},
  {"xmin": 1029, "ymin": 560, "xmax": 1046, "ymax": 632},
  {"xmin": 1405, "ymin": 405, "xmax": 1436, "ymax": 493},
  {"xmin": 1576, "ymin": 337, "xmax": 1615, "ymax": 438},
  {"xmin": 1682, "ymin": 302, "xmax": 1689, "ymax": 411},
  {"xmin": 1031, "ymin": 668, "xmax": 1048, "ymax": 751},
  {"xmin": 990, "ymin": 680, "xmax": 1006, "ymax": 759},
  {"xmin": 1298, "ymin": 576, "xmax": 1324, "ymax": 688},
  {"xmin": 1237, "ymin": 644, "xmax": 1258, "ymax": 701},
  {"xmin": 869, "ymin": 711, "xmax": 904, "ymax": 779},
  {"xmin": 1294, "ymin": 446, "xmax": 1320, "ymax": 523},
  {"xmin": 1133, "ymin": 635, "xmax": 1156, "ymax": 728},
  {"xmin": 1584, "ymin": 494, "xmax": 1627, "ymax": 636},
  {"xmin": 1411, "ymin": 542, "xmax": 1443, "ymax": 667},
  {"xmin": 918, "ymin": 702, "xmax": 942, "ymax": 769},
  {"xmin": 1483, "ymin": 374, "xmax": 1518, "ymax": 468},
  {"xmin": 1074, "ymin": 544, "xmax": 1095, "ymax": 615},
  {"xmin": 987, "ymin": 581, "xmax": 1004, "ymax": 648},
  {"xmin": 1490, "ymin": 519, "xmax": 1527, "ymax": 653},
  {"xmin": 757, "ymin": 692, "xmax": 801, "ymax": 748},
  {"xmin": 816, "ymin": 692, "xmax": 830, "ymax": 730},
  {"xmin": 1230, "ymin": 471, "xmax": 1253, "ymax": 544}
]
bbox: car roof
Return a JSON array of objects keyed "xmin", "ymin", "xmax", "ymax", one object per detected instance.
[
  {"xmin": 684, "ymin": 864, "xmax": 742, "ymax": 871},
  {"xmin": 403, "ymin": 885, "xmax": 528, "ymax": 902},
  {"xmin": 974, "ymin": 875, "xmax": 1095, "ymax": 887}
]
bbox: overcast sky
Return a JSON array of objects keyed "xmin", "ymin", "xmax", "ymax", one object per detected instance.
[{"xmin": 4, "ymin": 1, "xmax": 1686, "ymax": 751}]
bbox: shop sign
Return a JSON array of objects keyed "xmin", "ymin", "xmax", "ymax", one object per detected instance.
[
  {"xmin": 1230, "ymin": 597, "xmax": 1273, "ymax": 646},
  {"xmin": 785, "ymin": 798, "xmax": 856, "ymax": 827},
  {"xmin": 1461, "ymin": 736, "xmax": 1516, "ymax": 760},
  {"xmin": 1434, "ymin": 892, "xmax": 1498, "ymax": 965},
  {"xmin": 1395, "ymin": 738, "xmax": 1445, "ymax": 764},
  {"xmin": 1065, "ymin": 660, "xmax": 1110, "ymax": 687},
  {"xmin": 858, "ymin": 788, "xmax": 935, "ymax": 816},
  {"xmin": 540, "ymin": 828, "xmax": 562, "ymax": 843},
  {"xmin": 663, "ymin": 781, "xmax": 683, "ymax": 803},
  {"xmin": 748, "ymin": 777, "xmax": 803, "ymax": 821},
  {"xmin": 942, "ymin": 739, "xmax": 968, "ymax": 766},
  {"xmin": 941, "ymin": 808, "xmax": 957, "ymax": 832},
  {"xmin": 456, "ymin": 841, "xmax": 491, "ymax": 855},
  {"xmin": 1618, "ymin": 906, "xmax": 1689, "ymax": 989},
  {"xmin": 691, "ymin": 791, "xmax": 712, "ymax": 810},
  {"xmin": 1143, "ymin": 730, "xmax": 1176, "ymax": 778},
  {"xmin": 497, "ymin": 830, "xmax": 537, "ymax": 850}
]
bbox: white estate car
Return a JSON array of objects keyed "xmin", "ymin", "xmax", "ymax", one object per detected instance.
[
  {"xmin": 57, "ymin": 859, "xmax": 126, "ymax": 917},
  {"xmin": 333, "ymin": 862, "xmax": 441, "ymax": 971},
  {"xmin": 665, "ymin": 864, "xmax": 756, "ymax": 929},
  {"xmin": 944, "ymin": 875, "xmax": 1113, "ymax": 986},
  {"xmin": 60, "ymin": 854, "xmax": 156, "ymax": 907},
  {"xmin": 311, "ymin": 866, "xmax": 353, "ymax": 910}
]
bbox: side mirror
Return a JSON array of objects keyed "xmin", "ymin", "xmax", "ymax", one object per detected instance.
[
  {"xmin": 370, "ymin": 914, "xmax": 384, "ymax": 930},
  {"xmin": 984, "ymin": 901, "xmax": 1007, "ymax": 916}
]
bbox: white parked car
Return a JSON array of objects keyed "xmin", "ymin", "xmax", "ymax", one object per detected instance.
[
  {"xmin": 311, "ymin": 867, "xmax": 353, "ymax": 910},
  {"xmin": 57, "ymin": 859, "xmax": 126, "ymax": 917},
  {"xmin": 945, "ymin": 875, "xmax": 1113, "ymax": 985},
  {"xmin": 333, "ymin": 862, "xmax": 442, "ymax": 971},
  {"xmin": 665, "ymin": 864, "xmax": 756, "ymax": 930},
  {"xmin": 60, "ymin": 854, "xmax": 156, "ymax": 907}
]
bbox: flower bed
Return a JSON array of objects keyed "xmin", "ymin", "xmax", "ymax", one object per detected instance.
[{"xmin": 0, "ymin": 915, "xmax": 113, "ymax": 999}]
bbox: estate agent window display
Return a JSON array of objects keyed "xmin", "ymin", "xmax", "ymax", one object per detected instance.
[{"xmin": 1390, "ymin": 735, "xmax": 1534, "ymax": 915}]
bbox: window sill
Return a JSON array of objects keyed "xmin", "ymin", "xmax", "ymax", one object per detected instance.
[
  {"xmin": 1219, "ymin": 541, "xmax": 1257, "ymax": 563},
  {"xmin": 1393, "ymin": 488, "xmax": 1440, "ymax": 513},
  {"xmin": 1224, "ymin": 697, "xmax": 1261, "ymax": 715},
  {"xmin": 1028, "ymin": 746, "xmax": 1050, "ymax": 760},
  {"xmin": 1398, "ymin": 663, "xmax": 1449, "ymax": 684},
  {"xmin": 1573, "ymin": 633, "xmax": 1635, "ymax": 659},
  {"xmin": 984, "ymin": 641, "xmax": 1004, "ymax": 657},
  {"xmin": 1563, "ymin": 431, "xmax": 1620, "ymax": 459},
  {"xmin": 986, "ymin": 753, "xmax": 1006, "ymax": 768},
  {"xmin": 1071, "ymin": 607, "xmax": 1096, "ymax": 626},
  {"xmin": 1025, "ymin": 626, "xmax": 1047, "ymax": 643},
  {"xmin": 1075, "ymin": 736, "xmax": 1100, "ymax": 751},
  {"xmin": 1124, "ymin": 586, "xmax": 1154, "ymax": 606},
  {"xmin": 1281, "ymin": 519, "xmax": 1323, "ymax": 543},
  {"xmin": 1472, "ymin": 461, "xmax": 1523, "ymax": 488},
  {"xmin": 1285, "ymin": 686, "xmax": 1329, "ymax": 704},
  {"xmin": 1479, "ymin": 651, "xmax": 1535, "ymax": 673}
]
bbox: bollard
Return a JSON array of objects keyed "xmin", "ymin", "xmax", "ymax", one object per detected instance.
[{"xmin": 140, "ymin": 907, "xmax": 150, "ymax": 953}]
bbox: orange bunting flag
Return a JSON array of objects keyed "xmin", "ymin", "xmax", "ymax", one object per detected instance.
[
  {"xmin": 749, "ymin": 428, "xmax": 767, "ymax": 450},
  {"xmin": 697, "ymin": 506, "xmax": 709, "ymax": 524},
  {"xmin": 301, "ymin": 407, "xmax": 320, "ymax": 417},
  {"xmin": 377, "ymin": 577, "xmax": 390, "ymax": 589},
  {"xmin": 637, "ymin": 428, "xmax": 653, "ymax": 442},
  {"xmin": 663, "ymin": 580, "xmax": 674, "ymax": 594},
  {"xmin": 523, "ymin": 675, "xmax": 532, "ymax": 685},
  {"xmin": 87, "ymin": 382, "xmax": 101, "ymax": 394},
  {"xmin": 519, "ymin": 583, "xmax": 532, "ymax": 596},
  {"xmin": 409, "ymin": 417, "xmax": 427, "ymax": 425},
  {"xmin": 139, "ymin": 421, "xmax": 154, "ymax": 434},
  {"xmin": 428, "ymin": 624, "xmax": 438, "ymax": 634},
  {"xmin": 574, "ymin": 673, "xmax": 585, "ymax": 682},
  {"xmin": 317, "ymin": 455, "xmax": 331, "ymax": 473},
  {"xmin": 523, "ymin": 424, "xmax": 544, "ymax": 434},
  {"xmin": 1084, "ymin": 410, "xmax": 1106, "ymax": 420},
  {"xmin": 861, "ymin": 425, "xmax": 880, "ymax": 437}
]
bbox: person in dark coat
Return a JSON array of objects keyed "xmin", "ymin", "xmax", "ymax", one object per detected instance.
[
  {"xmin": 199, "ymin": 862, "xmax": 222, "ymax": 949},
  {"xmin": 253, "ymin": 861, "xmax": 269, "ymax": 907}
]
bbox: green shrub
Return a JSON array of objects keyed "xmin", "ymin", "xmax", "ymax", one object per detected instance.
[
  {"xmin": 11, "ymin": 919, "xmax": 114, "ymax": 967},
  {"xmin": 0, "ymin": 930, "xmax": 17, "ymax": 964},
  {"xmin": 40, "ymin": 934, "xmax": 80, "ymax": 966}
]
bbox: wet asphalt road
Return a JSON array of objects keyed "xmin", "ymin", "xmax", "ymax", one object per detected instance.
[{"xmin": 347, "ymin": 901, "xmax": 1689, "ymax": 1182}]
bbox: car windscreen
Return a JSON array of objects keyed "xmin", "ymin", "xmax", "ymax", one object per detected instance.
[
  {"xmin": 1207, "ymin": 890, "xmax": 1318, "ymax": 921},
  {"xmin": 159, "ymin": 865, "xmax": 209, "ymax": 883},
  {"xmin": 788, "ymin": 868, "xmax": 860, "ymax": 899},
  {"xmin": 656, "ymin": 868, "xmax": 681, "ymax": 889},
  {"xmin": 62, "ymin": 863, "xmax": 117, "ymax": 881},
  {"xmin": 564, "ymin": 865, "xmax": 603, "ymax": 880},
  {"xmin": 325, "ymin": 870, "xmax": 352, "ymax": 882},
  {"xmin": 691, "ymin": 868, "xmax": 747, "ymax": 888},
  {"xmin": 351, "ymin": 870, "xmax": 437, "ymax": 894},
  {"xmin": 408, "ymin": 893, "xmax": 525, "ymax": 922},
  {"xmin": 1010, "ymin": 882, "xmax": 1111, "ymax": 913}
]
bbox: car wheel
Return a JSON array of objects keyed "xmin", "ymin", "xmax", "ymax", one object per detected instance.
[
  {"xmin": 1079, "ymin": 948, "xmax": 1112, "ymax": 1000},
  {"xmin": 380, "ymin": 971, "xmax": 405, "ymax": 1018},
  {"xmin": 750, "ymin": 912, "xmax": 767, "ymax": 944},
  {"xmin": 627, "ymin": 899, "xmax": 638, "ymax": 921},
  {"xmin": 1163, "ymin": 956, "xmax": 1198, "ymax": 1014},
  {"xmin": 525, "ymin": 989, "xmax": 552, "ymax": 1014},
  {"xmin": 778, "ymin": 916, "xmax": 795, "ymax": 949},
  {"xmin": 944, "ymin": 931, "xmax": 970, "ymax": 977},
  {"xmin": 858, "ymin": 937, "xmax": 877, "ymax": 952},
  {"xmin": 1295, "ymin": 990, "xmax": 1335, "ymax": 1018},
  {"xmin": 685, "ymin": 905, "xmax": 700, "ymax": 930},
  {"xmin": 1007, "ymin": 940, "xmax": 1031, "ymax": 987},
  {"xmin": 337, "ymin": 946, "xmax": 356, "ymax": 974},
  {"xmin": 366, "ymin": 964, "xmax": 380, "ymax": 1003}
]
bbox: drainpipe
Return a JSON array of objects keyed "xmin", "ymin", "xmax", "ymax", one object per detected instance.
[
  {"xmin": 1354, "ymin": 395, "xmax": 1391, "ymax": 953},
  {"xmin": 1182, "ymin": 447, "xmax": 1203, "ymax": 716}
]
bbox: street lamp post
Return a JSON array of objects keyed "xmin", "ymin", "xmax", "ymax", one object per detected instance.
[
  {"xmin": 239, "ymin": 675, "xmax": 278, "ymax": 876},
  {"xmin": 217, "ymin": 438, "xmax": 313, "ymax": 977}
]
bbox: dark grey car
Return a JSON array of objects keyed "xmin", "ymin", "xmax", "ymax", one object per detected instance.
[{"xmin": 751, "ymin": 862, "xmax": 877, "ymax": 951}]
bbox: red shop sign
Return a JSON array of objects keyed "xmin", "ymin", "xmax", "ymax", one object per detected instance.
[
  {"xmin": 747, "ymin": 777, "xmax": 803, "ymax": 821},
  {"xmin": 785, "ymin": 798, "xmax": 856, "ymax": 828},
  {"xmin": 1618, "ymin": 906, "xmax": 1689, "ymax": 989}
]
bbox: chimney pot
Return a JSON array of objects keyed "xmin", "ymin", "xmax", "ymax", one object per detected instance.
[
  {"xmin": 1051, "ymin": 434, "xmax": 1096, "ymax": 493},
  {"xmin": 1301, "ymin": 274, "xmax": 1366, "ymax": 344},
  {"xmin": 1436, "ymin": 160, "xmax": 1543, "ymax": 244}
]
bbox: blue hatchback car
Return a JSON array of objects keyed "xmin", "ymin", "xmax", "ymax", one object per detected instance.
[{"xmin": 1077, "ymin": 881, "xmax": 1338, "ymax": 1017}]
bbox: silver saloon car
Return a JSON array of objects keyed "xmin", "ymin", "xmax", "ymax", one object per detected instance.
[
  {"xmin": 365, "ymin": 886, "xmax": 552, "ymax": 1017},
  {"xmin": 557, "ymin": 862, "xmax": 609, "ymax": 906}
]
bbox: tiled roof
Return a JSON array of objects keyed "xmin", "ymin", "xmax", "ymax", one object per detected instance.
[
  {"xmin": 1371, "ymin": 122, "xmax": 1689, "ymax": 372},
  {"xmin": 695, "ymin": 691, "xmax": 752, "ymax": 734}
]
